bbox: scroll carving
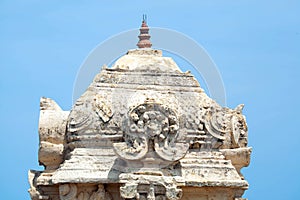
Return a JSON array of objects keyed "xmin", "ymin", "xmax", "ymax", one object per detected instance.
[
  {"xmin": 59, "ymin": 184, "xmax": 77, "ymax": 200},
  {"xmin": 113, "ymin": 102, "xmax": 189, "ymax": 162},
  {"xmin": 59, "ymin": 184, "xmax": 112, "ymax": 200},
  {"xmin": 196, "ymin": 98, "xmax": 248, "ymax": 149},
  {"xmin": 68, "ymin": 101, "xmax": 93, "ymax": 134},
  {"xmin": 68, "ymin": 91, "xmax": 114, "ymax": 135}
]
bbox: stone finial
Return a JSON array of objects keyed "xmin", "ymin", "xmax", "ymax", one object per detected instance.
[{"xmin": 137, "ymin": 14, "xmax": 152, "ymax": 48}]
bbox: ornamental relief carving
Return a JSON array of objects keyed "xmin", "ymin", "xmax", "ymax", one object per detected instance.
[
  {"xmin": 67, "ymin": 91, "xmax": 115, "ymax": 135},
  {"xmin": 59, "ymin": 184, "xmax": 112, "ymax": 200},
  {"xmin": 174, "ymin": 95, "xmax": 248, "ymax": 150},
  {"xmin": 113, "ymin": 102, "xmax": 189, "ymax": 162},
  {"xmin": 196, "ymin": 97, "xmax": 248, "ymax": 149},
  {"xmin": 119, "ymin": 174, "xmax": 183, "ymax": 200}
]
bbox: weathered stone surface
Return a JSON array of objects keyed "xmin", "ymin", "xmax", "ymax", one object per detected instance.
[
  {"xmin": 28, "ymin": 21, "xmax": 251, "ymax": 200},
  {"xmin": 38, "ymin": 97, "xmax": 69, "ymax": 170},
  {"xmin": 112, "ymin": 49, "xmax": 181, "ymax": 72}
]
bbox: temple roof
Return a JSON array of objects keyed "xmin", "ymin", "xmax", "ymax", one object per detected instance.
[
  {"xmin": 111, "ymin": 49, "xmax": 182, "ymax": 72},
  {"xmin": 29, "ymin": 19, "xmax": 251, "ymax": 200},
  {"xmin": 48, "ymin": 44, "xmax": 249, "ymax": 187}
]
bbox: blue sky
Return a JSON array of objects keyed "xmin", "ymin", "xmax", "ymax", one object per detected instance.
[{"xmin": 1, "ymin": 0, "xmax": 300, "ymax": 199}]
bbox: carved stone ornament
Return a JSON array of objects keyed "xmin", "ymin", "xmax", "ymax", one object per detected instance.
[
  {"xmin": 119, "ymin": 173, "xmax": 183, "ymax": 200},
  {"xmin": 59, "ymin": 184, "xmax": 112, "ymax": 200},
  {"xmin": 113, "ymin": 102, "xmax": 189, "ymax": 162},
  {"xmin": 28, "ymin": 20, "xmax": 252, "ymax": 200},
  {"xmin": 197, "ymin": 99, "xmax": 248, "ymax": 149}
]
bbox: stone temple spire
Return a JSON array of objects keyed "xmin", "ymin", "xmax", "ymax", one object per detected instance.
[
  {"xmin": 28, "ymin": 17, "xmax": 251, "ymax": 200},
  {"xmin": 137, "ymin": 14, "xmax": 152, "ymax": 48}
]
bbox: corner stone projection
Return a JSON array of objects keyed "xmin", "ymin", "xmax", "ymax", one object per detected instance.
[{"xmin": 28, "ymin": 19, "xmax": 252, "ymax": 200}]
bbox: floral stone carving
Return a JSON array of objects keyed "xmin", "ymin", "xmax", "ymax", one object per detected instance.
[{"xmin": 113, "ymin": 102, "xmax": 189, "ymax": 164}]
